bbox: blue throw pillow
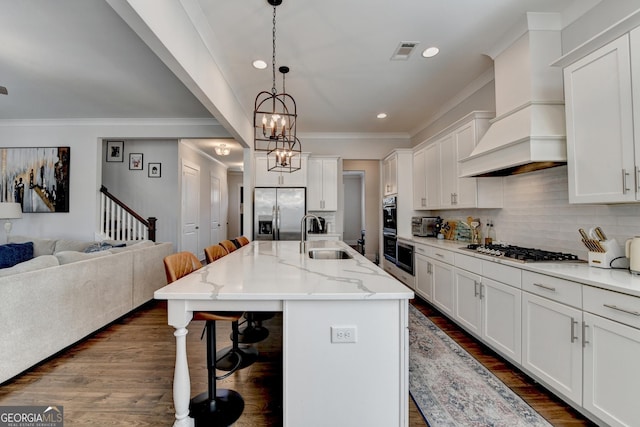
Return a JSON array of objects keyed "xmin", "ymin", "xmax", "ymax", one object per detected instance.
[{"xmin": 0, "ymin": 242, "xmax": 34, "ymax": 268}]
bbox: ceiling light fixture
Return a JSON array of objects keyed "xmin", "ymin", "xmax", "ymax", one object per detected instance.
[
  {"xmin": 422, "ymin": 47, "xmax": 440, "ymax": 58},
  {"xmin": 377, "ymin": 113, "xmax": 388, "ymax": 119},
  {"xmin": 215, "ymin": 143, "xmax": 231, "ymax": 156},
  {"xmin": 252, "ymin": 59, "xmax": 268, "ymax": 70},
  {"xmin": 253, "ymin": 0, "xmax": 301, "ymax": 174}
]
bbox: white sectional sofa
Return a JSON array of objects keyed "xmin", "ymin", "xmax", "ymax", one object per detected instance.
[{"xmin": 0, "ymin": 236, "xmax": 173, "ymax": 383}]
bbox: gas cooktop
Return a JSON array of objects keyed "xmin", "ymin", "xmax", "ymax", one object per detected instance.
[{"xmin": 461, "ymin": 243, "xmax": 582, "ymax": 263}]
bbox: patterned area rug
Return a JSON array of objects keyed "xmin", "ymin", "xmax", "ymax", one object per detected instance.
[{"xmin": 409, "ymin": 305, "xmax": 551, "ymax": 427}]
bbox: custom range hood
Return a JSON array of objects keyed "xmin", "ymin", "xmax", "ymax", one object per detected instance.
[{"xmin": 460, "ymin": 14, "xmax": 567, "ymax": 177}]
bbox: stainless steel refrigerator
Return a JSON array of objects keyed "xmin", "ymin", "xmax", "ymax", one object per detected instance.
[{"xmin": 254, "ymin": 187, "xmax": 306, "ymax": 241}]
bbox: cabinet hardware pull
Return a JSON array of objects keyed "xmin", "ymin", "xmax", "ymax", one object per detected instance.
[
  {"xmin": 427, "ymin": 263, "xmax": 432, "ymax": 274},
  {"xmin": 435, "ymin": 253, "xmax": 445, "ymax": 258},
  {"xmin": 603, "ymin": 304, "xmax": 640, "ymax": 316},
  {"xmin": 636, "ymin": 166, "xmax": 640, "ymax": 192},
  {"xmin": 533, "ymin": 283, "xmax": 556, "ymax": 292},
  {"xmin": 570, "ymin": 318, "xmax": 578, "ymax": 343},
  {"xmin": 474, "ymin": 281, "xmax": 479, "ymax": 298},
  {"xmin": 479, "ymin": 283, "xmax": 484, "ymax": 299},
  {"xmin": 582, "ymin": 322, "xmax": 589, "ymax": 348},
  {"xmin": 623, "ymin": 169, "xmax": 630, "ymax": 194}
]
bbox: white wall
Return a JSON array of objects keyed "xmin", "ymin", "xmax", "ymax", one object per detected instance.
[
  {"xmin": 0, "ymin": 119, "xmax": 227, "ymax": 242},
  {"xmin": 101, "ymin": 138, "xmax": 179, "ymax": 245}
]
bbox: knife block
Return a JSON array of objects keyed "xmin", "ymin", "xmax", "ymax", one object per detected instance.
[{"xmin": 588, "ymin": 239, "xmax": 627, "ymax": 269}]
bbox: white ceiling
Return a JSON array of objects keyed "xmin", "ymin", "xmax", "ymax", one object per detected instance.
[{"xmin": 0, "ymin": 0, "xmax": 597, "ymax": 163}]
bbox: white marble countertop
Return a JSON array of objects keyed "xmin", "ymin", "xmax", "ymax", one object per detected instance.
[
  {"xmin": 411, "ymin": 236, "xmax": 640, "ymax": 298},
  {"xmin": 155, "ymin": 240, "xmax": 413, "ymax": 301}
]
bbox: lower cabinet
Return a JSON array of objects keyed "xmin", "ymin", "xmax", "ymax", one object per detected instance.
[
  {"xmin": 415, "ymin": 253, "xmax": 433, "ymax": 302},
  {"xmin": 431, "ymin": 259, "xmax": 454, "ymax": 317},
  {"xmin": 453, "ymin": 268, "xmax": 482, "ymax": 337},
  {"xmin": 583, "ymin": 312, "xmax": 640, "ymax": 427},
  {"xmin": 481, "ymin": 278, "xmax": 522, "ymax": 364},
  {"xmin": 522, "ymin": 292, "xmax": 583, "ymax": 405}
]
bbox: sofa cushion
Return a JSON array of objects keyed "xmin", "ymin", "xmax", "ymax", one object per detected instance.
[
  {"xmin": 0, "ymin": 255, "xmax": 59, "ymax": 277},
  {"xmin": 0, "ymin": 242, "xmax": 34, "ymax": 268},
  {"xmin": 54, "ymin": 239, "xmax": 94, "ymax": 253},
  {"xmin": 8, "ymin": 235, "xmax": 56, "ymax": 257},
  {"xmin": 55, "ymin": 250, "xmax": 112, "ymax": 265}
]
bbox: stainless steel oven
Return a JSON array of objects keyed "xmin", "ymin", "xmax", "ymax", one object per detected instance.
[
  {"xmin": 382, "ymin": 233, "xmax": 397, "ymax": 264},
  {"xmin": 382, "ymin": 196, "xmax": 397, "ymax": 236},
  {"xmin": 396, "ymin": 240, "xmax": 414, "ymax": 275}
]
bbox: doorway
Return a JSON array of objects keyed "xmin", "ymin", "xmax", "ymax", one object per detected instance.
[{"xmin": 342, "ymin": 171, "xmax": 365, "ymax": 246}]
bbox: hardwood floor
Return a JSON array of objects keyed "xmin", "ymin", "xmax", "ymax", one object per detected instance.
[{"xmin": 0, "ymin": 298, "xmax": 595, "ymax": 426}]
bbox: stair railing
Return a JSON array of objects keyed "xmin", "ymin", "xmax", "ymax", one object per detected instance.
[{"xmin": 99, "ymin": 185, "xmax": 157, "ymax": 242}]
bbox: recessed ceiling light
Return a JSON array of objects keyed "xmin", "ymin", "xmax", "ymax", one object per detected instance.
[
  {"xmin": 252, "ymin": 59, "xmax": 267, "ymax": 70},
  {"xmin": 377, "ymin": 113, "xmax": 387, "ymax": 119},
  {"xmin": 422, "ymin": 47, "xmax": 440, "ymax": 58}
]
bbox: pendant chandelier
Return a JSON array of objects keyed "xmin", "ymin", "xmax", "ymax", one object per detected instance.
[{"xmin": 253, "ymin": 0, "xmax": 301, "ymax": 174}]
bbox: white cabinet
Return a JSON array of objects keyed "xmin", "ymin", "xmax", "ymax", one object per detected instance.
[
  {"xmin": 255, "ymin": 153, "xmax": 308, "ymax": 187},
  {"xmin": 522, "ymin": 292, "xmax": 583, "ymax": 405},
  {"xmin": 412, "ymin": 111, "xmax": 502, "ymax": 210},
  {"xmin": 412, "ymin": 148, "xmax": 427, "ymax": 209},
  {"xmin": 308, "ymin": 156, "xmax": 338, "ymax": 211},
  {"xmin": 481, "ymin": 277, "xmax": 522, "ymax": 364},
  {"xmin": 563, "ymin": 29, "xmax": 638, "ymax": 203},
  {"xmin": 414, "ymin": 252, "xmax": 433, "ymax": 302},
  {"xmin": 582, "ymin": 285, "xmax": 640, "ymax": 426},
  {"xmin": 382, "ymin": 153, "xmax": 397, "ymax": 196},
  {"xmin": 583, "ymin": 312, "xmax": 640, "ymax": 427},
  {"xmin": 430, "ymin": 249, "xmax": 455, "ymax": 316},
  {"xmin": 425, "ymin": 143, "xmax": 440, "ymax": 209},
  {"xmin": 453, "ymin": 268, "xmax": 482, "ymax": 337}
]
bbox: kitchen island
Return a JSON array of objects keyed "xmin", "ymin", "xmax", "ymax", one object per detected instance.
[{"xmin": 154, "ymin": 240, "xmax": 414, "ymax": 427}]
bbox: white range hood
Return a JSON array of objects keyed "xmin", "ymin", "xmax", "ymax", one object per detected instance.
[{"xmin": 460, "ymin": 14, "xmax": 567, "ymax": 177}]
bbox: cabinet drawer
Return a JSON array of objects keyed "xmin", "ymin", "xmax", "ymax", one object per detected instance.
[
  {"xmin": 454, "ymin": 253, "xmax": 482, "ymax": 275},
  {"xmin": 414, "ymin": 244, "xmax": 431, "ymax": 258},
  {"xmin": 584, "ymin": 286, "xmax": 640, "ymax": 329},
  {"xmin": 482, "ymin": 261, "xmax": 521, "ymax": 288},
  {"xmin": 522, "ymin": 271, "xmax": 582, "ymax": 308},
  {"xmin": 430, "ymin": 248, "xmax": 454, "ymax": 264}
]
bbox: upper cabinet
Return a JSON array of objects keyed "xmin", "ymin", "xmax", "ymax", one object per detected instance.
[
  {"xmin": 413, "ymin": 112, "xmax": 503, "ymax": 210},
  {"xmin": 383, "ymin": 154, "xmax": 398, "ymax": 196},
  {"xmin": 307, "ymin": 156, "xmax": 339, "ymax": 211},
  {"xmin": 254, "ymin": 153, "xmax": 308, "ymax": 187},
  {"xmin": 563, "ymin": 30, "xmax": 638, "ymax": 203}
]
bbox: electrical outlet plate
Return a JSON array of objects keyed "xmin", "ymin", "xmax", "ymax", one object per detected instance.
[{"xmin": 331, "ymin": 326, "xmax": 357, "ymax": 343}]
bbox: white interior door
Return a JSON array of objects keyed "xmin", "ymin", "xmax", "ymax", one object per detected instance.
[
  {"xmin": 181, "ymin": 162, "xmax": 200, "ymax": 255},
  {"xmin": 210, "ymin": 174, "xmax": 221, "ymax": 244}
]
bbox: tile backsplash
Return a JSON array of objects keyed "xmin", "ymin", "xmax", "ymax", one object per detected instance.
[{"xmin": 429, "ymin": 165, "xmax": 640, "ymax": 260}]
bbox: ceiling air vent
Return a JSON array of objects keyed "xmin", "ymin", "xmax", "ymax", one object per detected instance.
[{"xmin": 391, "ymin": 41, "xmax": 419, "ymax": 60}]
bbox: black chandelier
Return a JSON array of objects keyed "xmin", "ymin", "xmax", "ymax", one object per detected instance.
[{"xmin": 253, "ymin": 0, "xmax": 301, "ymax": 173}]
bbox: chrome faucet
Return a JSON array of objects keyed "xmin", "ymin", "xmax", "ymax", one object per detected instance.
[{"xmin": 300, "ymin": 214, "xmax": 322, "ymax": 253}]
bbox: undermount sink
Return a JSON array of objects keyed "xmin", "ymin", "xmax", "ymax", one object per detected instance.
[{"xmin": 308, "ymin": 249, "xmax": 353, "ymax": 260}]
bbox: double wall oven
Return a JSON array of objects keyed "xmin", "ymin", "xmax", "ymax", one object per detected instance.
[
  {"xmin": 382, "ymin": 196, "xmax": 398, "ymax": 264},
  {"xmin": 382, "ymin": 196, "xmax": 415, "ymax": 275}
]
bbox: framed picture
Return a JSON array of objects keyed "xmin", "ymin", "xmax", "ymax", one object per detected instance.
[
  {"xmin": 106, "ymin": 141, "xmax": 124, "ymax": 162},
  {"xmin": 148, "ymin": 163, "xmax": 161, "ymax": 178},
  {"xmin": 129, "ymin": 153, "xmax": 143, "ymax": 170},
  {"xmin": 0, "ymin": 146, "xmax": 70, "ymax": 212}
]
